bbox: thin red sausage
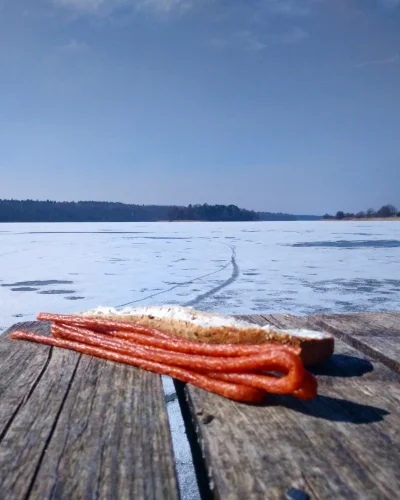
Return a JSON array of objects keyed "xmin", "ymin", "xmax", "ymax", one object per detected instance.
[
  {"xmin": 51, "ymin": 321, "xmax": 300, "ymax": 357},
  {"xmin": 10, "ymin": 330, "xmax": 265, "ymax": 403},
  {"xmin": 38, "ymin": 313, "xmax": 172, "ymax": 339},
  {"xmin": 39, "ymin": 312, "xmax": 301, "ymax": 356},
  {"xmin": 105, "ymin": 329, "xmax": 300, "ymax": 356},
  {"xmin": 53, "ymin": 324, "xmax": 305, "ymax": 393},
  {"xmin": 292, "ymin": 371, "xmax": 318, "ymax": 400},
  {"xmin": 207, "ymin": 370, "xmax": 317, "ymax": 399}
]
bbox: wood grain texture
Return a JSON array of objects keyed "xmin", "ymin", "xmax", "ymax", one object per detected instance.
[
  {"xmin": 0, "ymin": 322, "xmax": 52, "ymax": 440},
  {"xmin": 307, "ymin": 312, "xmax": 400, "ymax": 373},
  {"xmin": 0, "ymin": 322, "xmax": 179, "ymax": 500},
  {"xmin": 181, "ymin": 314, "xmax": 400, "ymax": 500}
]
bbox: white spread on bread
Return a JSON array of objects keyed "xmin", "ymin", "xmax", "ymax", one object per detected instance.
[
  {"xmin": 281, "ymin": 328, "xmax": 330, "ymax": 339},
  {"xmin": 80, "ymin": 305, "xmax": 331, "ymax": 340}
]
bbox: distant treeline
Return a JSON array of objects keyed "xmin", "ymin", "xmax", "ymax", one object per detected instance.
[
  {"xmin": 295, "ymin": 215, "xmax": 322, "ymax": 221},
  {"xmin": 0, "ymin": 199, "xmax": 171, "ymax": 222},
  {"xmin": 0, "ymin": 199, "xmax": 257, "ymax": 222},
  {"xmin": 167, "ymin": 204, "xmax": 258, "ymax": 221},
  {"xmin": 0, "ymin": 199, "xmax": 321, "ymax": 222},
  {"xmin": 258, "ymin": 212, "xmax": 296, "ymax": 221},
  {"xmin": 323, "ymin": 204, "xmax": 399, "ymax": 220},
  {"xmin": 258, "ymin": 212, "xmax": 321, "ymax": 221}
]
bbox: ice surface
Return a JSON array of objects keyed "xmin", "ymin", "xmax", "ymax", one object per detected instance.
[
  {"xmin": 1, "ymin": 220, "xmax": 400, "ymax": 499},
  {"xmin": 1, "ymin": 221, "xmax": 399, "ymax": 331}
]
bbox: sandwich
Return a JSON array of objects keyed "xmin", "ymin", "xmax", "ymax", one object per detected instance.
[
  {"xmin": 11, "ymin": 305, "xmax": 329, "ymax": 402},
  {"xmin": 80, "ymin": 305, "xmax": 334, "ymax": 366}
]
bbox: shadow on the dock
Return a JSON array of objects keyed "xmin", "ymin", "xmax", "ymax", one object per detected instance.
[
  {"xmin": 267, "ymin": 395, "xmax": 389, "ymax": 424},
  {"xmin": 310, "ymin": 354, "xmax": 374, "ymax": 378}
]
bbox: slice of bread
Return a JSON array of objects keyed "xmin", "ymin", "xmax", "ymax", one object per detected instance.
[{"xmin": 79, "ymin": 305, "xmax": 334, "ymax": 366}]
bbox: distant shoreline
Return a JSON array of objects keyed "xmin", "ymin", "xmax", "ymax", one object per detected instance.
[
  {"xmin": 323, "ymin": 217, "xmax": 400, "ymax": 221},
  {"xmin": 0, "ymin": 199, "xmax": 322, "ymax": 222}
]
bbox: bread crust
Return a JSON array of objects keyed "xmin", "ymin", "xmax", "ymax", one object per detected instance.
[{"xmin": 86, "ymin": 313, "xmax": 334, "ymax": 366}]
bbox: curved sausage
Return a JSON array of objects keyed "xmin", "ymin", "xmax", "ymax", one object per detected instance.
[
  {"xmin": 53, "ymin": 324, "xmax": 305, "ymax": 393},
  {"xmin": 38, "ymin": 312, "xmax": 300, "ymax": 356},
  {"xmin": 10, "ymin": 330, "xmax": 265, "ymax": 403}
]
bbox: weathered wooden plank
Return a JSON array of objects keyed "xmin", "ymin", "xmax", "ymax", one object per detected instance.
[
  {"xmin": 0, "ymin": 322, "xmax": 52, "ymax": 440},
  {"xmin": 0, "ymin": 323, "xmax": 81, "ymax": 499},
  {"xmin": 307, "ymin": 312, "xmax": 400, "ymax": 337},
  {"xmin": 179, "ymin": 314, "xmax": 400, "ymax": 500},
  {"xmin": 0, "ymin": 322, "xmax": 179, "ymax": 500},
  {"xmin": 307, "ymin": 312, "xmax": 400, "ymax": 373}
]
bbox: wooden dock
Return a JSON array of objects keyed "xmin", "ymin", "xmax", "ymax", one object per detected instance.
[{"xmin": 1, "ymin": 312, "xmax": 400, "ymax": 499}]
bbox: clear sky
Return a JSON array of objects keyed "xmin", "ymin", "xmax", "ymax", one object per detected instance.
[{"xmin": 0, "ymin": 0, "xmax": 399, "ymax": 214}]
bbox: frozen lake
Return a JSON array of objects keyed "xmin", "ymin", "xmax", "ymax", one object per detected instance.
[
  {"xmin": 1, "ymin": 221, "xmax": 400, "ymax": 331},
  {"xmin": 1, "ymin": 220, "xmax": 400, "ymax": 499}
]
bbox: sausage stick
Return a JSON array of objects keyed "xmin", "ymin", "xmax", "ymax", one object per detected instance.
[
  {"xmin": 38, "ymin": 313, "xmax": 173, "ymax": 339},
  {"xmin": 10, "ymin": 330, "xmax": 265, "ymax": 403},
  {"xmin": 51, "ymin": 321, "xmax": 300, "ymax": 357},
  {"xmin": 39, "ymin": 313, "xmax": 301, "ymax": 356},
  {"xmin": 207, "ymin": 370, "xmax": 317, "ymax": 400},
  {"xmin": 53, "ymin": 324, "xmax": 305, "ymax": 393}
]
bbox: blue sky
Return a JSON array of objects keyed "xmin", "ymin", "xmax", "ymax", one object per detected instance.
[{"xmin": 0, "ymin": 0, "xmax": 399, "ymax": 214}]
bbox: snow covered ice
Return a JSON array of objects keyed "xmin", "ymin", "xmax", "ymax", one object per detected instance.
[
  {"xmin": 1, "ymin": 220, "xmax": 400, "ymax": 500},
  {"xmin": 1, "ymin": 221, "xmax": 399, "ymax": 330}
]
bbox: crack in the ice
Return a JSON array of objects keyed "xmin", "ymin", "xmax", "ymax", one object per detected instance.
[
  {"xmin": 184, "ymin": 245, "xmax": 239, "ymax": 308},
  {"xmin": 115, "ymin": 242, "xmax": 235, "ymax": 308}
]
